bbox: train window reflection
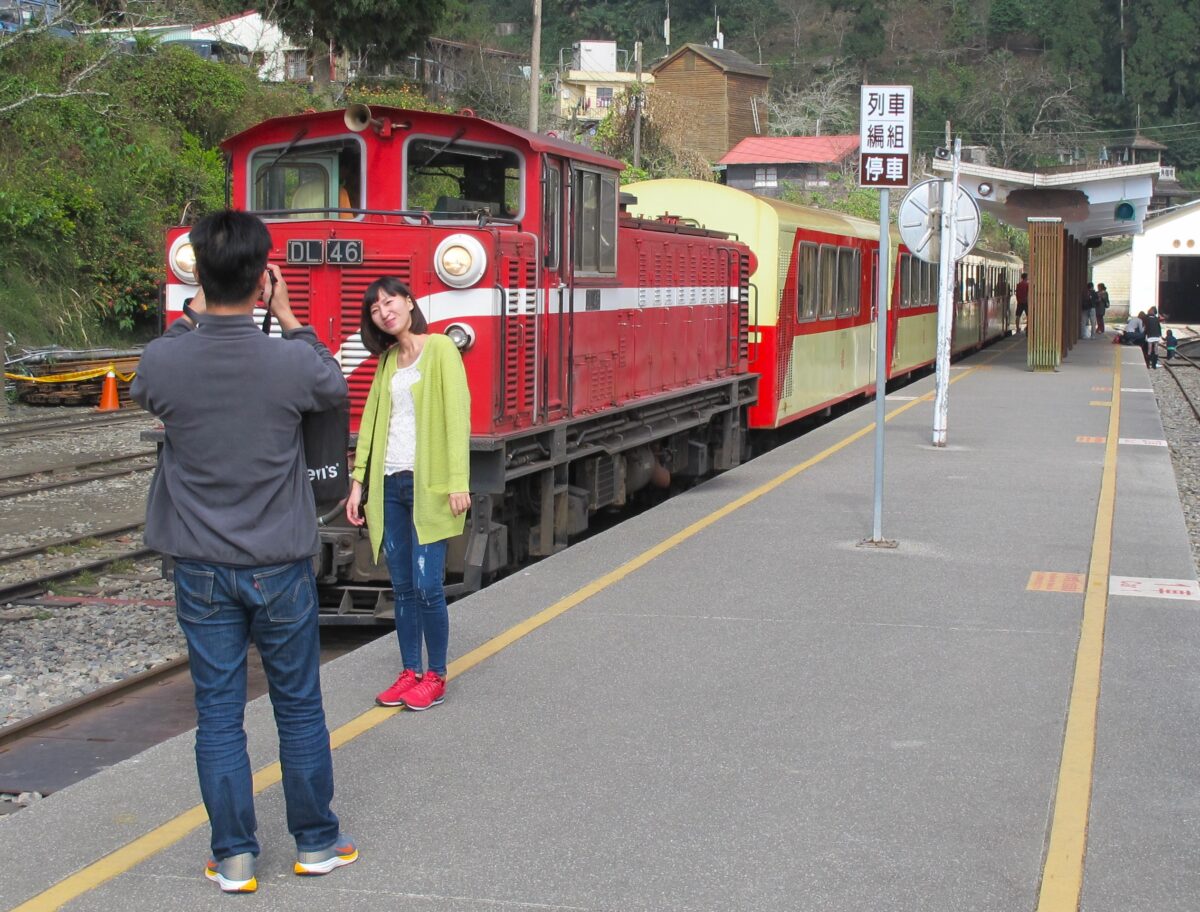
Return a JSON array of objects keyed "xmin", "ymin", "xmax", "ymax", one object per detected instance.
[
  {"xmin": 250, "ymin": 138, "xmax": 362, "ymax": 220},
  {"xmin": 837, "ymin": 249, "xmax": 859, "ymax": 316},
  {"xmin": 818, "ymin": 245, "xmax": 836, "ymax": 319},
  {"xmin": 572, "ymin": 168, "xmax": 618, "ymax": 276},
  {"xmin": 797, "ymin": 243, "xmax": 817, "ymax": 321},
  {"xmin": 406, "ymin": 138, "xmax": 521, "ymax": 220}
]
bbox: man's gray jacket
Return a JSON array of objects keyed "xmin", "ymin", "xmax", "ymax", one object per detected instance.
[{"xmin": 131, "ymin": 313, "xmax": 348, "ymax": 566}]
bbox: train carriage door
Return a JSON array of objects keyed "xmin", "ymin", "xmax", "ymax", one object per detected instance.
[{"xmin": 541, "ymin": 156, "xmax": 568, "ymax": 420}]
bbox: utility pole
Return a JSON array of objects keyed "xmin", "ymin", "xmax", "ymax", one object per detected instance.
[
  {"xmin": 633, "ymin": 41, "xmax": 643, "ymax": 169},
  {"xmin": 1120, "ymin": 0, "xmax": 1126, "ymax": 97},
  {"xmin": 528, "ymin": 0, "xmax": 542, "ymax": 133}
]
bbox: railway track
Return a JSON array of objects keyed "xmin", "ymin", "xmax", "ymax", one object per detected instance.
[
  {"xmin": 0, "ymin": 452, "xmax": 156, "ymax": 500},
  {"xmin": 0, "ymin": 544, "xmax": 158, "ymax": 605},
  {"xmin": 1162, "ymin": 350, "xmax": 1200, "ymax": 423},
  {"xmin": 0, "ymin": 628, "xmax": 379, "ymax": 800},
  {"xmin": 0, "ymin": 408, "xmax": 148, "ymax": 443}
]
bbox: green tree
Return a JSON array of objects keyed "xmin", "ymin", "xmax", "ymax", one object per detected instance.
[{"xmin": 259, "ymin": 0, "xmax": 445, "ymax": 57}]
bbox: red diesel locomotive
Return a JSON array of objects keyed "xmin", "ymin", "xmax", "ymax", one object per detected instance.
[{"xmin": 163, "ymin": 105, "xmax": 757, "ymax": 616}]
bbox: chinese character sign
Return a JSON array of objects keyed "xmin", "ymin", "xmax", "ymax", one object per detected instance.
[{"xmin": 859, "ymin": 85, "xmax": 913, "ymax": 189}]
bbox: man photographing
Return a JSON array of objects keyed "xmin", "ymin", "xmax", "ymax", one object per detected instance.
[{"xmin": 132, "ymin": 211, "xmax": 357, "ymax": 893}]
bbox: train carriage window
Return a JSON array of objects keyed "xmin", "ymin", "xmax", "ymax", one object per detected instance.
[
  {"xmin": 405, "ymin": 137, "xmax": 522, "ymax": 220},
  {"xmin": 250, "ymin": 138, "xmax": 363, "ymax": 220},
  {"xmin": 837, "ymin": 249, "xmax": 859, "ymax": 316},
  {"xmin": 572, "ymin": 168, "xmax": 618, "ymax": 276},
  {"xmin": 899, "ymin": 253, "xmax": 911, "ymax": 308},
  {"xmin": 818, "ymin": 245, "xmax": 837, "ymax": 319},
  {"xmin": 797, "ymin": 242, "xmax": 818, "ymax": 321}
]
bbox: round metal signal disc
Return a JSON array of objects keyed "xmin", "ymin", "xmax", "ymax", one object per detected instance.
[{"xmin": 898, "ymin": 178, "xmax": 981, "ymax": 264}]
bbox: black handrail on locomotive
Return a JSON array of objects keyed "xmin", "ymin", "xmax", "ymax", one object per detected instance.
[{"xmin": 248, "ymin": 207, "xmax": 521, "ymax": 227}]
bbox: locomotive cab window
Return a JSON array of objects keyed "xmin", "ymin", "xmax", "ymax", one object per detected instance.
[
  {"xmin": 249, "ymin": 138, "xmax": 363, "ymax": 220},
  {"xmin": 405, "ymin": 138, "xmax": 522, "ymax": 220},
  {"xmin": 573, "ymin": 168, "xmax": 618, "ymax": 275}
]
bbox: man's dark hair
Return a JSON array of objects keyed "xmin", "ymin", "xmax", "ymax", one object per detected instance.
[
  {"xmin": 191, "ymin": 210, "xmax": 272, "ymax": 305},
  {"xmin": 360, "ymin": 277, "xmax": 429, "ymax": 355}
]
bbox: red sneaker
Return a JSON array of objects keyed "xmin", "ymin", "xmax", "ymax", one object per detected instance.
[
  {"xmin": 402, "ymin": 671, "xmax": 445, "ymax": 711},
  {"xmin": 376, "ymin": 669, "xmax": 421, "ymax": 706}
]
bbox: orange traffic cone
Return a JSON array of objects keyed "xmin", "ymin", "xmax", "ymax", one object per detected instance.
[{"xmin": 96, "ymin": 370, "xmax": 120, "ymax": 412}]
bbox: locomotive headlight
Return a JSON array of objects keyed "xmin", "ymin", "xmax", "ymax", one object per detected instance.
[
  {"xmin": 445, "ymin": 323, "xmax": 475, "ymax": 351},
  {"xmin": 168, "ymin": 234, "xmax": 198, "ymax": 285},
  {"xmin": 434, "ymin": 233, "xmax": 487, "ymax": 288}
]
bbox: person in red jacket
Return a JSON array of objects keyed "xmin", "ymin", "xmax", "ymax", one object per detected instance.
[{"xmin": 1014, "ymin": 273, "xmax": 1030, "ymax": 333}]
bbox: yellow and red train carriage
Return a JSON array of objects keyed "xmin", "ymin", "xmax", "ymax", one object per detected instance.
[{"xmin": 624, "ymin": 180, "xmax": 1021, "ymax": 431}]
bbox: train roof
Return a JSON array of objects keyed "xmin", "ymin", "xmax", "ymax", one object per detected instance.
[
  {"xmin": 623, "ymin": 179, "xmax": 883, "ymax": 244},
  {"xmin": 221, "ymin": 107, "xmax": 626, "ymax": 172}
]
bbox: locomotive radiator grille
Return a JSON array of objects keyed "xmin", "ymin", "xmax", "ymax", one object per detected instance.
[
  {"xmin": 738, "ymin": 252, "xmax": 750, "ymax": 363},
  {"xmin": 252, "ymin": 268, "xmax": 311, "ymax": 336},
  {"xmin": 502, "ymin": 257, "xmax": 536, "ymax": 418},
  {"xmin": 339, "ymin": 258, "xmax": 411, "ymax": 424}
]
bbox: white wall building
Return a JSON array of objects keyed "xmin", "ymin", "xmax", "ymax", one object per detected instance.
[
  {"xmin": 87, "ymin": 10, "xmax": 303, "ymax": 83},
  {"xmin": 1089, "ymin": 246, "xmax": 1132, "ymax": 318},
  {"xmin": 190, "ymin": 11, "xmax": 299, "ymax": 82},
  {"xmin": 1128, "ymin": 200, "xmax": 1200, "ymax": 323}
]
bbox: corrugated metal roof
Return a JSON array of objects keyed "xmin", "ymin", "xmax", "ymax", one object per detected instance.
[{"xmin": 718, "ymin": 135, "xmax": 859, "ymax": 166}]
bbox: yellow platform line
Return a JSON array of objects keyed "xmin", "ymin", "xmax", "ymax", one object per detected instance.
[
  {"xmin": 9, "ymin": 368, "xmax": 982, "ymax": 912},
  {"xmin": 1036, "ymin": 346, "xmax": 1121, "ymax": 911}
]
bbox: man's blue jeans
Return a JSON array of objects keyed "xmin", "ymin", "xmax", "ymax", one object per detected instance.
[
  {"xmin": 382, "ymin": 471, "xmax": 450, "ymax": 676},
  {"xmin": 174, "ymin": 558, "xmax": 340, "ymax": 860}
]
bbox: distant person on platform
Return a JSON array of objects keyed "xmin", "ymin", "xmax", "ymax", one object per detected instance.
[
  {"xmin": 1144, "ymin": 306, "xmax": 1164, "ymax": 369},
  {"xmin": 1014, "ymin": 272, "xmax": 1029, "ymax": 333},
  {"xmin": 1081, "ymin": 283, "xmax": 1099, "ymax": 339},
  {"xmin": 1096, "ymin": 282, "xmax": 1110, "ymax": 334},
  {"xmin": 131, "ymin": 211, "xmax": 358, "ymax": 894}
]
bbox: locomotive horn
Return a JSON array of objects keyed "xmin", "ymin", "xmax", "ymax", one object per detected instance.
[
  {"xmin": 344, "ymin": 103, "xmax": 377, "ymax": 132},
  {"xmin": 344, "ymin": 103, "xmax": 399, "ymax": 138}
]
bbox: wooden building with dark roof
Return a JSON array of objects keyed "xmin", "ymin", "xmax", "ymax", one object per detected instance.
[{"xmin": 650, "ymin": 44, "xmax": 771, "ymax": 162}]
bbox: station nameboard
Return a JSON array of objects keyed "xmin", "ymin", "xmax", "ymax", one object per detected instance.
[{"xmin": 859, "ymin": 85, "xmax": 913, "ymax": 189}]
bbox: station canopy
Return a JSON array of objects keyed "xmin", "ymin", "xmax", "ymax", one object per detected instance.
[{"xmin": 931, "ymin": 158, "xmax": 1161, "ymax": 242}]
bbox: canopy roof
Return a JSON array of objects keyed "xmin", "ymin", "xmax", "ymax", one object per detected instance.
[{"xmin": 931, "ymin": 158, "xmax": 1161, "ymax": 241}]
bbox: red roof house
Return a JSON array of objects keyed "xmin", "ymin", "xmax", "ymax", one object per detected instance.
[{"xmin": 718, "ymin": 135, "xmax": 859, "ymax": 197}]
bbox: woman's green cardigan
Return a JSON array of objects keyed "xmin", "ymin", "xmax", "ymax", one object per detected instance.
[{"xmin": 352, "ymin": 334, "xmax": 471, "ymax": 559}]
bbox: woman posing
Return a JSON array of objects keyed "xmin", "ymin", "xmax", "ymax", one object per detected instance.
[{"xmin": 346, "ymin": 277, "xmax": 470, "ymax": 710}]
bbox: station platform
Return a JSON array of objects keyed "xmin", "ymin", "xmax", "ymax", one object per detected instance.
[{"xmin": 4, "ymin": 333, "xmax": 1199, "ymax": 912}]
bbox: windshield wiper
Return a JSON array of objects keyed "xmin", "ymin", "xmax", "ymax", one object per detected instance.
[
  {"xmin": 255, "ymin": 127, "xmax": 310, "ymax": 184},
  {"xmin": 420, "ymin": 128, "xmax": 466, "ymax": 168}
]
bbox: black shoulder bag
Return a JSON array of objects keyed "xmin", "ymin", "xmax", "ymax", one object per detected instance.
[{"xmin": 260, "ymin": 305, "xmax": 350, "ymax": 513}]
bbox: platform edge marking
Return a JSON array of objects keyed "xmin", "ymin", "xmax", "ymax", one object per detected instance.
[
  {"xmin": 1036, "ymin": 346, "xmax": 1120, "ymax": 911},
  {"xmin": 6, "ymin": 368, "xmax": 984, "ymax": 912}
]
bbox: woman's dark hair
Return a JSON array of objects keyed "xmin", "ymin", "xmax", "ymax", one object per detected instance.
[
  {"xmin": 190, "ymin": 210, "xmax": 272, "ymax": 305},
  {"xmin": 360, "ymin": 276, "xmax": 429, "ymax": 354}
]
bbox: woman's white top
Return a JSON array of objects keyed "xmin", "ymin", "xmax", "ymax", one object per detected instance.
[{"xmin": 383, "ymin": 348, "xmax": 424, "ymax": 475}]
